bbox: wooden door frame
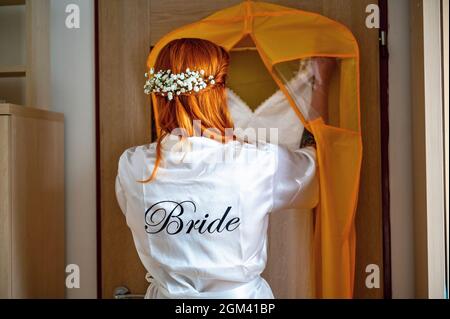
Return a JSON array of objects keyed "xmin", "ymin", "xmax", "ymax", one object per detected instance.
[
  {"xmin": 94, "ymin": 0, "xmax": 393, "ymax": 299},
  {"xmin": 379, "ymin": 0, "xmax": 392, "ymax": 299}
]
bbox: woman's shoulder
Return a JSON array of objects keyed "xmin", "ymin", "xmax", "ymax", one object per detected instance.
[
  {"xmin": 226, "ymin": 139, "xmax": 281, "ymax": 168},
  {"xmin": 236, "ymin": 141, "xmax": 317, "ymax": 169},
  {"xmin": 231, "ymin": 138, "xmax": 277, "ymax": 153},
  {"xmin": 118, "ymin": 143, "xmax": 156, "ymax": 169},
  {"xmin": 236, "ymin": 140, "xmax": 290, "ymax": 160}
]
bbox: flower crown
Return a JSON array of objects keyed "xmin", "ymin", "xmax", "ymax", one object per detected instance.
[{"xmin": 144, "ymin": 68, "xmax": 216, "ymax": 100}]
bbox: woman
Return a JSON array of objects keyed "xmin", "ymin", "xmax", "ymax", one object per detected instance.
[{"xmin": 115, "ymin": 38, "xmax": 325, "ymax": 299}]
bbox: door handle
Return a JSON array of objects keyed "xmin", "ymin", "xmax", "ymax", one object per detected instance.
[{"xmin": 114, "ymin": 286, "xmax": 145, "ymax": 299}]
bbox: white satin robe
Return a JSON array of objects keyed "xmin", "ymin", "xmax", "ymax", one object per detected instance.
[{"xmin": 115, "ymin": 135, "xmax": 318, "ymax": 299}]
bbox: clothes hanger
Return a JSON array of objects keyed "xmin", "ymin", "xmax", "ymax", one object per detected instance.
[
  {"xmin": 230, "ymin": 46, "xmax": 257, "ymax": 52},
  {"xmin": 230, "ymin": 32, "xmax": 256, "ymax": 52}
]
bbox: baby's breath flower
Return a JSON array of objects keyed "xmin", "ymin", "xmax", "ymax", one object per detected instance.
[{"xmin": 144, "ymin": 68, "xmax": 216, "ymax": 100}]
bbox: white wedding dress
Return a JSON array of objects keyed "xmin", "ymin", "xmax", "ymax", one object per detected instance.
[{"xmin": 225, "ymin": 63, "xmax": 316, "ymax": 298}]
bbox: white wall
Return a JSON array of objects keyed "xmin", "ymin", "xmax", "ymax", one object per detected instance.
[
  {"xmin": 388, "ymin": 0, "xmax": 415, "ymax": 298},
  {"xmin": 443, "ymin": 0, "xmax": 449, "ymax": 297},
  {"xmin": 50, "ymin": 0, "xmax": 97, "ymax": 299}
]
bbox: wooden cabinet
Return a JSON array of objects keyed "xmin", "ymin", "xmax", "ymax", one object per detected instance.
[{"xmin": 0, "ymin": 104, "xmax": 64, "ymax": 298}]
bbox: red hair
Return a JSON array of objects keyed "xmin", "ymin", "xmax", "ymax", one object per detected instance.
[{"xmin": 140, "ymin": 38, "xmax": 234, "ymax": 183}]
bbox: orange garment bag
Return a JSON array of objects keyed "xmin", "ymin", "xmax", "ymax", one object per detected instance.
[{"xmin": 147, "ymin": 1, "xmax": 362, "ymax": 298}]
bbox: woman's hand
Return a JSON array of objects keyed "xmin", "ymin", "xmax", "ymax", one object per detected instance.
[{"xmin": 312, "ymin": 57, "xmax": 337, "ymax": 87}]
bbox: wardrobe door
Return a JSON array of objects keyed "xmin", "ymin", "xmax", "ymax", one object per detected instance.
[
  {"xmin": 97, "ymin": 0, "xmax": 151, "ymax": 298},
  {"xmin": 98, "ymin": 0, "xmax": 384, "ymax": 299},
  {"xmin": 10, "ymin": 110, "xmax": 65, "ymax": 298}
]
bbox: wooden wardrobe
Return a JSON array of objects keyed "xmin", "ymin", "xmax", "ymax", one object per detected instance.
[{"xmin": 0, "ymin": 104, "xmax": 65, "ymax": 298}]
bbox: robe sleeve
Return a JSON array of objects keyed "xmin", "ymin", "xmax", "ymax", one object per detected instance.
[
  {"xmin": 115, "ymin": 171, "xmax": 128, "ymax": 216},
  {"xmin": 271, "ymin": 145, "xmax": 319, "ymax": 212}
]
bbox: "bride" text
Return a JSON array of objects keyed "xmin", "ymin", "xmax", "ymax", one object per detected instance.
[{"xmin": 144, "ymin": 200, "xmax": 240, "ymax": 235}]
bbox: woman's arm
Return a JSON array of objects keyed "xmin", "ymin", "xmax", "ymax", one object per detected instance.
[
  {"xmin": 271, "ymin": 145, "xmax": 319, "ymax": 213},
  {"xmin": 308, "ymin": 57, "xmax": 337, "ymax": 123},
  {"xmin": 115, "ymin": 174, "xmax": 128, "ymax": 215}
]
